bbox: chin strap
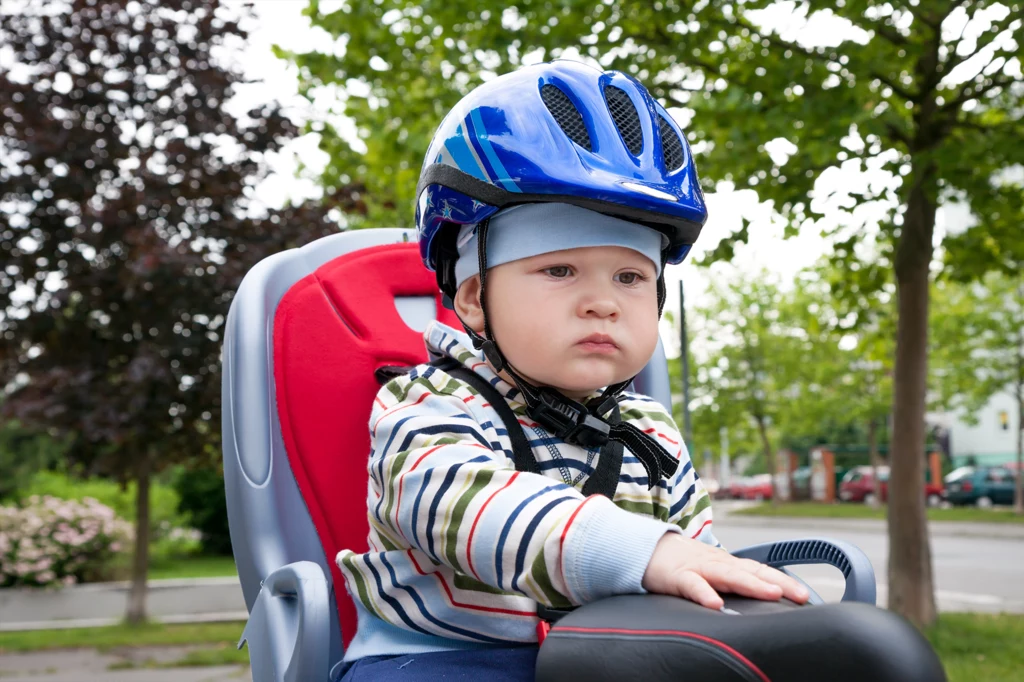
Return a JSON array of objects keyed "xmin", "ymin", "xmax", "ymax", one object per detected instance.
[{"xmin": 456, "ymin": 218, "xmax": 679, "ymax": 488}]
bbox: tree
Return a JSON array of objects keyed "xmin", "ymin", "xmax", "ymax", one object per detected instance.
[
  {"xmin": 0, "ymin": 418, "xmax": 69, "ymax": 502},
  {"xmin": 0, "ymin": 0, "xmax": 336, "ymax": 623},
  {"xmin": 932, "ymin": 272, "xmax": 1024, "ymax": 514},
  {"xmin": 690, "ymin": 270, "xmax": 806, "ymax": 500},
  {"xmin": 689, "ymin": 265, "xmax": 895, "ymax": 500},
  {"xmin": 803, "ymin": 265, "xmax": 897, "ymax": 506},
  {"xmin": 285, "ymin": 0, "xmax": 1024, "ymax": 626}
]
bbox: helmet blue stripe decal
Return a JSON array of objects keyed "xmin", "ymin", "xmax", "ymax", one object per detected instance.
[
  {"xmin": 468, "ymin": 109, "xmax": 521, "ymax": 193},
  {"xmin": 462, "ymin": 113, "xmax": 501, "ymax": 187},
  {"xmin": 443, "ymin": 125, "xmax": 490, "ymax": 183}
]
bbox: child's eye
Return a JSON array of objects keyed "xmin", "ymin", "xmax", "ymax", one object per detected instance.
[
  {"xmin": 616, "ymin": 271, "xmax": 648, "ymax": 285},
  {"xmin": 543, "ymin": 265, "xmax": 573, "ymax": 278}
]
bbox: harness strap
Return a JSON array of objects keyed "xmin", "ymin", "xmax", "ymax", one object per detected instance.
[
  {"xmin": 438, "ymin": 360, "xmax": 540, "ymax": 477},
  {"xmin": 375, "ymin": 359, "xmax": 627, "ymax": 498}
]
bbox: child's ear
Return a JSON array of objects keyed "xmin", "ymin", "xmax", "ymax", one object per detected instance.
[{"xmin": 453, "ymin": 275, "xmax": 485, "ymax": 334}]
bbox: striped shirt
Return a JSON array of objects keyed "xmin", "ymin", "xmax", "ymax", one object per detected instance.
[{"xmin": 337, "ymin": 321, "xmax": 718, "ymax": 661}]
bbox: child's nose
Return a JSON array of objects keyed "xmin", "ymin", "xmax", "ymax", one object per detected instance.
[{"xmin": 581, "ymin": 297, "xmax": 619, "ymax": 319}]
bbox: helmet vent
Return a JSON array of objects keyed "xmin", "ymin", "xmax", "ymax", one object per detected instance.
[
  {"xmin": 604, "ymin": 85, "xmax": 643, "ymax": 156},
  {"xmin": 540, "ymin": 84, "xmax": 592, "ymax": 151},
  {"xmin": 658, "ymin": 115, "xmax": 685, "ymax": 171}
]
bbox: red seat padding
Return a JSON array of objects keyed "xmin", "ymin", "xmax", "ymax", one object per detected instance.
[{"xmin": 273, "ymin": 242, "xmax": 460, "ymax": 648}]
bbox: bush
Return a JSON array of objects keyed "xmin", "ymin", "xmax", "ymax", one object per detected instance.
[
  {"xmin": 0, "ymin": 495, "xmax": 133, "ymax": 588},
  {"xmin": 149, "ymin": 526, "xmax": 203, "ymax": 564},
  {"xmin": 172, "ymin": 466, "xmax": 232, "ymax": 555},
  {"xmin": 17, "ymin": 471, "xmax": 207, "ymax": 577},
  {"xmin": 21, "ymin": 470, "xmax": 183, "ymax": 529},
  {"xmin": 0, "ymin": 422, "xmax": 66, "ymax": 503}
]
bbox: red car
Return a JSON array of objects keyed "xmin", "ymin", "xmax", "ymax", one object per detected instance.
[
  {"xmin": 725, "ymin": 477, "xmax": 748, "ymax": 499},
  {"xmin": 839, "ymin": 466, "xmax": 944, "ymax": 507},
  {"xmin": 739, "ymin": 474, "xmax": 774, "ymax": 501}
]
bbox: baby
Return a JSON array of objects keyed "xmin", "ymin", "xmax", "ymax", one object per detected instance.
[{"xmin": 336, "ymin": 61, "xmax": 807, "ymax": 682}]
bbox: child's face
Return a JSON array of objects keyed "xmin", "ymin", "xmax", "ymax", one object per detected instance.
[{"xmin": 455, "ymin": 245, "xmax": 660, "ymax": 399}]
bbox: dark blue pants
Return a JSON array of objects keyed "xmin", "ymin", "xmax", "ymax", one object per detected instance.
[{"xmin": 340, "ymin": 646, "xmax": 539, "ymax": 681}]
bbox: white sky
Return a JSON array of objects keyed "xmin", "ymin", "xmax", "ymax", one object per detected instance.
[{"xmin": 222, "ymin": 1, "xmax": 1000, "ymax": 357}]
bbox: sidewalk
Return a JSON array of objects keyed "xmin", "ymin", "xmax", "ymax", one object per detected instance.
[
  {"xmin": 0, "ymin": 577, "xmax": 248, "ymax": 632},
  {"xmin": 0, "ymin": 647, "xmax": 251, "ymax": 682}
]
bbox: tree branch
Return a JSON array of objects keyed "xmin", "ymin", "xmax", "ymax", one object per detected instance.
[
  {"xmin": 872, "ymin": 22, "xmax": 911, "ymax": 47},
  {"xmin": 844, "ymin": 9, "xmax": 911, "ymax": 47},
  {"xmin": 870, "ymin": 70, "xmax": 918, "ymax": 103},
  {"xmin": 883, "ymin": 120, "xmax": 912, "ymax": 146},
  {"xmin": 942, "ymin": 73, "xmax": 1017, "ymax": 112},
  {"xmin": 903, "ymin": 4, "xmax": 942, "ymax": 32}
]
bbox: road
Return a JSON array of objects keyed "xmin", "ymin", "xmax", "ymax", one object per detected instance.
[{"xmin": 713, "ymin": 503, "xmax": 1024, "ymax": 613}]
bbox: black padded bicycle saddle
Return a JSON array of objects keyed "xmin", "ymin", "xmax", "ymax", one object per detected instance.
[{"xmin": 535, "ymin": 594, "xmax": 946, "ymax": 682}]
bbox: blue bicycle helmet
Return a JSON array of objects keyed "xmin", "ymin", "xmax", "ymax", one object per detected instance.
[{"xmin": 415, "ymin": 59, "xmax": 708, "ymax": 300}]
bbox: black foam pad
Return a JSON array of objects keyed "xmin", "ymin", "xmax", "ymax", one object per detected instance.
[{"xmin": 535, "ymin": 594, "xmax": 946, "ymax": 682}]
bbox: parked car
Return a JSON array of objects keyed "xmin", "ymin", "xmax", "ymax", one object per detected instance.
[
  {"xmin": 839, "ymin": 465, "xmax": 944, "ymax": 507},
  {"xmin": 944, "ymin": 466, "xmax": 1019, "ymax": 508},
  {"xmin": 726, "ymin": 476, "xmax": 750, "ymax": 500},
  {"xmin": 740, "ymin": 473, "xmax": 774, "ymax": 501},
  {"xmin": 839, "ymin": 466, "xmax": 885, "ymax": 505}
]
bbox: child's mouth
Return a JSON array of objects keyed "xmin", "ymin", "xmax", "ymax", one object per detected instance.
[{"xmin": 576, "ymin": 334, "xmax": 619, "ymax": 353}]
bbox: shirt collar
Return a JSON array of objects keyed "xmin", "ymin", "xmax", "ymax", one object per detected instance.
[{"xmin": 425, "ymin": 320, "xmax": 525, "ymax": 406}]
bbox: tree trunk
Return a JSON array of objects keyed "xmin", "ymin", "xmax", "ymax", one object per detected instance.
[
  {"xmin": 786, "ymin": 450, "xmax": 796, "ymax": 504},
  {"xmin": 126, "ymin": 456, "xmax": 151, "ymax": 625},
  {"xmin": 887, "ymin": 165, "xmax": 937, "ymax": 628},
  {"xmin": 755, "ymin": 415, "xmax": 778, "ymax": 504},
  {"xmin": 868, "ymin": 418, "xmax": 883, "ymax": 508},
  {"xmin": 1015, "ymin": 385, "xmax": 1023, "ymax": 516}
]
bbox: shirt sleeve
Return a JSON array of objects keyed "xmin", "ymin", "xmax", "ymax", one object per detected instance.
[
  {"xmin": 368, "ymin": 370, "xmax": 678, "ymax": 608},
  {"xmin": 622, "ymin": 396, "xmax": 721, "ymax": 549}
]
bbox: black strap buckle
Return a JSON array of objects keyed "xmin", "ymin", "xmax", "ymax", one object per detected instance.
[
  {"xmin": 530, "ymin": 388, "xmax": 610, "ymax": 449},
  {"xmin": 537, "ymin": 603, "xmax": 577, "ymax": 625}
]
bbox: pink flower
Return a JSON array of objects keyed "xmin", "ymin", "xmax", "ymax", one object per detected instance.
[{"xmin": 0, "ymin": 496, "xmax": 126, "ymax": 587}]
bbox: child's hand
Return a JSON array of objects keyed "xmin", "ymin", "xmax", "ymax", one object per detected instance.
[{"xmin": 642, "ymin": 533, "xmax": 810, "ymax": 610}]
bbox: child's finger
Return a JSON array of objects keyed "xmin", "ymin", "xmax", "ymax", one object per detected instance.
[
  {"xmin": 707, "ymin": 563, "xmax": 784, "ymax": 601},
  {"xmin": 673, "ymin": 570, "xmax": 725, "ymax": 610},
  {"xmin": 754, "ymin": 565, "xmax": 810, "ymax": 603}
]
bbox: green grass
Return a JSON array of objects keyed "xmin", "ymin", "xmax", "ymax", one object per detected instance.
[
  {"xmin": 926, "ymin": 613, "xmax": 1024, "ymax": 682},
  {"xmin": 0, "ymin": 621, "xmax": 245, "ymax": 654},
  {"xmin": 732, "ymin": 502, "xmax": 1024, "ymax": 523},
  {"xmin": 147, "ymin": 555, "xmax": 238, "ymax": 581}
]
